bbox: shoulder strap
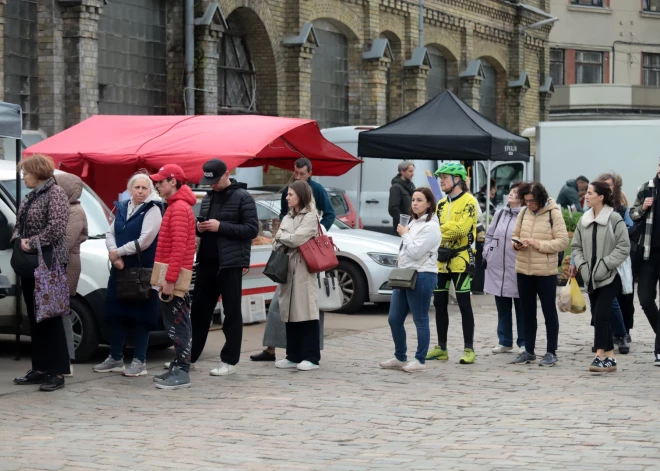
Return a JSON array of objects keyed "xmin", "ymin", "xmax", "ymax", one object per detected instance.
[
  {"xmin": 548, "ymin": 208, "xmax": 554, "ymax": 228},
  {"xmin": 493, "ymin": 210, "xmax": 504, "ymax": 228}
]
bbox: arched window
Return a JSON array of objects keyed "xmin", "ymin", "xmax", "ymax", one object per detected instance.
[
  {"xmin": 218, "ymin": 14, "xmax": 256, "ymax": 111},
  {"xmin": 426, "ymin": 46, "xmax": 447, "ymax": 101},
  {"xmin": 311, "ymin": 20, "xmax": 349, "ymax": 129},
  {"xmin": 479, "ymin": 59, "xmax": 497, "ymax": 122}
]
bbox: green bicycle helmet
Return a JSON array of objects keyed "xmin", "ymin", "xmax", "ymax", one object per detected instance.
[{"xmin": 434, "ymin": 162, "xmax": 468, "ymax": 181}]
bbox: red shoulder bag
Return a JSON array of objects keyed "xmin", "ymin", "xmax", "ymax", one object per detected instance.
[{"xmin": 298, "ymin": 218, "xmax": 339, "ymax": 273}]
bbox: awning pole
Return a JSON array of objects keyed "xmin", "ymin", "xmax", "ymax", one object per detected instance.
[{"xmin": 485, "ymin": 160, "xmax": 491, "ymax": 231}]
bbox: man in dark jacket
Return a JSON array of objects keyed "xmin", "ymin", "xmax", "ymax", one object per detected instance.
[
  {"xmin": 556, "ymin": 176, "xmax": 589, "ymax": 212},
  {"xmin": 278, "ymin": 158, "xmax": 335, "ymax": 231},
  {"xmin": 388, "ymin": 161, "xmax": 415, "ymax": 233},
  {"xmin": 189, "ymin": 159, "xmax": 259, "ymax": 376}
]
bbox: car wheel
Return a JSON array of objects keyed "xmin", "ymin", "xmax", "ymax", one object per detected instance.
[
  {"xmin": 70, "ymin": 297, "xmax": 99, "ymax": 363},
  {"xmin": 335, "ymin": 259, "xmax": 368, "ymax": 314}
]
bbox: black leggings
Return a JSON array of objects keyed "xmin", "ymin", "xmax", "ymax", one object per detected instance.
[
  {"xmin": 517, "ymin": 274, "xmax": 559, "ymax": 356},
  {"xmin": 589, "ymin": 275, "xmax": 621, "ymax": 352},
  {"xmin": 433, "ymin": 272, "xmax": 474, "ymax": 349}
]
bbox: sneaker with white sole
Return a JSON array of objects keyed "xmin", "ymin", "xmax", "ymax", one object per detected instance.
[
  {"xmin": 297, "ymin": 360, "xmax": 319, "ymax": 371},
  {"xmin": 123, "ymin": 359, "xmax": 148, "ymax": 377},
  {"xmin": 402, "ymin": 359, "xmax": 426, "ymax": 373},
  {"xmin": 163, "ymin": 361, "xmax": 196, "ymax": 370},
  {"xmin": 93, "ymin": 356, "xmax": 125, "ymax": 373},
  {"xmin": 492, "ymin": 345, "xmax": 513, "ymax": 354},
  {"xmin": 210, "ymin": 362, "xmax": 236, "ymax": 376},
  {"xmin": 63, "ymin": 364, "xmax": 73, "ymax": 378},
  {"xmin": 654, "ymin": 353, "xmax": 660, "ymax": 367},
  {"xmin": 154, "ymin": 367, "xmax": 191, "ymax": 390},
  {"xmin": 275, "ymin": 359, "xmax": 298, "ymax": 369},
  {"xmin": 379, "ymin": 357, "xmax": 407, "ymax": 369}
]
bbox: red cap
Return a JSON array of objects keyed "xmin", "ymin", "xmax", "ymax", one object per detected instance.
[{"xmin": 150, "ymin": 164, "xmax": 186, "ymax": 182}]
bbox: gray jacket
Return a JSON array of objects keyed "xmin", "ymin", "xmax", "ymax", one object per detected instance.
[
  {"xmin": 572, "ymin": 206, "xmax": 630, "ymax": 291},
  {"xmin": 483, "ymin": 206, "xmax": 522, "ymax": 298}
]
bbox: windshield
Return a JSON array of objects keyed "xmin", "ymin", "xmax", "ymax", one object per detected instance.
[{"xmin": 0, "ymin": 179, "xmax": 112, "ymax": 238}]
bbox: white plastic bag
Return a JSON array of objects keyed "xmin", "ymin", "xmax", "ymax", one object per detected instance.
[{"xmin": 557, "ymin": 279, "xmax": 572, "ymax": 313}]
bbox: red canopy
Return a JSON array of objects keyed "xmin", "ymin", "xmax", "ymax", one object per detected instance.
[{"xmin": 23, "ymin": 115, "xmax": 361, "ymax": 207}]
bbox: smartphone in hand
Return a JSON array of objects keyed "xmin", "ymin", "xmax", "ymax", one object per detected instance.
[{"xmin": 511, "ymin": 238, "xmax": 523, "ymax": 246}]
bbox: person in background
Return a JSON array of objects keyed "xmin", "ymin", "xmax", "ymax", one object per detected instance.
[
  {"xmin": 477, "ymin": 179, "xmax": 497, "ymax": 218},
  {"xmin": 426, "ymin": 163, "xmax": 479, "ymax": 365},
  {"xmin": 380, "ymin": 187, "xmax": 440, "ymax": 373},
  {"xmin": 54, "ymin": 173, "xmax": 88, "ymax": 376},
  {"xmin": 251, "ymin": 158, "xmax": 335, "ymax": 362},
  {"xmin": 150, "ymin": 164, "xmax": 197, "ymax": 389},
  {"xmin": 557, "ymin": 176, "xmax": 589, "ymax": 212},
  {"xmin": 388, "ymin": 161, "xmax": 416, "ymax": 234},
  {"xmin": 483, "ymin": 182, "xmax": 525, "ymax": 355},
  {"xmin": 93, "ymin": 172, "xmax": 162, "ymax": 377},
  {"xmin": 273, "ymin": 181, "xmax": 322, "ymax": 371},
  {"xmin": 185, "ymin": 159, "xmax": 258, "ymax": 376},
  {"xmin": 12, "ymin": 154, "xmax": 70, "ymax": 392},
  {"xmin": 572, "ymin": 181, "xmax": 630, "ymax": 373},
  {"xmin": 510, "ymin": 182, "xmax": 568, "ymax": 367},
  {"xmin": 630, "ymin": 158, "xmax": 660, "ymax": 366}
]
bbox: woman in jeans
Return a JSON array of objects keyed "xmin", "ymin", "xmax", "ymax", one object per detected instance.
[
  {"xmin": 572, "ymin": 181, "xmax": 630, "ymax": 373},
  {"xmin": 93, "ymin": 172, "xmax": 162, "ymax": 377},
  {"xmin": 273, "ymin": 180, "xmax": 322, "ymax": 371},
  {"xmin": 483, "ymin": 182, "xmax": 525, "ymax": 354},
  {"xmin": 380, "ymin": 187, "xmax": 440, "ymax": 373},
  {"xmin": 12, "ymin": 154, "xmax": 71, "ymax": 392},
  {"xmin": 511, "ymin": 182, "xmax": 568, "ymax": 367}
]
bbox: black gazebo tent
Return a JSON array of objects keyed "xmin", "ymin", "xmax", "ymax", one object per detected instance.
[{"xmin": 357, "ymin": 90, "xmax": 530, "ymax": 162}]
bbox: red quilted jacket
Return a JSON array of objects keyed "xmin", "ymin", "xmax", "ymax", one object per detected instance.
[{"xmin": 155, "ymin": 185, "xmax": 197, "ymax": 283}]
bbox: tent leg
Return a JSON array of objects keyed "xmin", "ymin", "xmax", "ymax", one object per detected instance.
[
  {"xmin": 485, "ymin": 161, "xmax": 491, "ymax": 231},
  {"xmin": 14, "ymin": 140, "xmax": 22, "ymax": 361}
]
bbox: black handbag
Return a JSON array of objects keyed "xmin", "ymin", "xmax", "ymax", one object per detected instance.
[
  {"xmin": 264, "ymin": 250, "xmax": 289, "ymax": 284},
  {"xmin": 116, "ymin": 241, "xmax": 152, "ymax": 301},
  {"xmin": 11, "ymin": 238, "xmax": 53, "ymax": 278}
]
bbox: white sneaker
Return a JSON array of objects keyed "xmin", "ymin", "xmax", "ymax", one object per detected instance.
[
  {"xmin": 275, "ymin": 359, "xmax": 298, "ymax": 369},
  {"xmin": 402, "ymin": 359, "xmax": 426, "ymax": 373},
  {"xmin": 163, "ymin": 361, "xmax": 196, "ymax": 370},
  {"xmin": 210, "ymin": 362, "xmax": 236, "ymax": 376},
  {"xmin": 63, "ymin": 364, "xmax": 73, "ymax": 377},
  {"xmin": 297, "ymin": 360, "xmax": 319, "ymax": 371},
  {"xmin": 492, "ymin": 345, "xmax": 513, "ymax": 354},
  {"xmin": 379, "ymin": 358, "xmax": 407, "ymax": 369}
]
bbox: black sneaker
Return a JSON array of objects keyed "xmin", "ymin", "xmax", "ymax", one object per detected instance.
[
  {"xmin": 615, "ymin": 336, "xmax": 629, "ymax": 355},
  {"xmin": 588, "ymin": 357, "xmax": 605, "ymax": 372},
  {"xmin": 39, "ymin": 375, "xmax": 65, "ymax": 392},
  {"xmin": 602, "ymin": 357, "xmax": 617, "ymax": 372},
  {"xmin": 626, "ymin": 334, "xmax": 632, "ymax": 344},
  {"xmin": 250, "ymin": 350, "xmax": 276, "ymax": 362},
  {"xmin": 655, "ymin": 354, "xmax": 660, "ymax": 367}
]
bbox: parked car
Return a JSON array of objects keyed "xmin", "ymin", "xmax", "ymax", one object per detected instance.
[
  {"xmin": 0, "ymin": 161, "xmax": 172, "ymax": 362},
  {"xmin": 249, "ymin": 185, "xmax": 363, "ymax": 229}
]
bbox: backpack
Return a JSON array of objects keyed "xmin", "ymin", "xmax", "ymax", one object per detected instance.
[{"xmin": 521, "ymin": 207, "xmax": 564, "ymax": 267}]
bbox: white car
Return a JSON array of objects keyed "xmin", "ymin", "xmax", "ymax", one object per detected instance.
[
  {"xmin": 252, "ymin": 193, "xmax": 400, "ymax": 313},
  {"xmin": 0, "ymin": 161, "xmax": 172, "ymax": 361}
]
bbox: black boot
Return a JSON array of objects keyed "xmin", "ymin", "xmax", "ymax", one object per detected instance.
[
  {"xmin": 14, "ymin": 370, "xmax": 46, "ymax": 385},
  {"xmin": 39, "ymin": 375, "xmax": 65, "ymax": 392},
  {"xmin": 250, "ymin": 350, "xmax": 276, "ymax": 361}
]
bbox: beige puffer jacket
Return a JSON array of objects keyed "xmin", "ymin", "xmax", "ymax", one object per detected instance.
[{"xmin": 512, "ymin": 198, "xmax": 569, "ymax": 276}]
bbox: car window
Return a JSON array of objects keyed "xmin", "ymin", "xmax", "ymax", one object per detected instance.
[{"xmin": 329, "ymin": 193, "xmax": 348, "ymax": 216}]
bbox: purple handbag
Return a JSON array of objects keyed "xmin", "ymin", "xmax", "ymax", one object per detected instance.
[{"xmin": 33, "ymin": 238, "xmax": 69, "ymax": 323}]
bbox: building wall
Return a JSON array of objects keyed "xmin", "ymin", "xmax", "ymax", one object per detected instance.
[{"xmin": 2, "ymin": 0, "xmax": 554, "ymax": 182}]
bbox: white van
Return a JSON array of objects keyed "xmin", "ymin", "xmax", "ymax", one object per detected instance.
[{"xmin": 0, "ymin": 161, "xmax": 171, "ymax": 361}]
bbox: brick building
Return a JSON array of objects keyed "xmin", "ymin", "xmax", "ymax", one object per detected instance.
[{"xmin": 2, "ymin": 0, "xmax": 554, "ymax": 181}]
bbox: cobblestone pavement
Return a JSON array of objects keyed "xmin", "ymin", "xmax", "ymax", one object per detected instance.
[{"xmin": 1, "ymin": 295, "xmax": 659, "ymax": 471}]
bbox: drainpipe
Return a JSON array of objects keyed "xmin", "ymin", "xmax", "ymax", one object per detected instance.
[
  {"xmin": 419, "ymin": 0, "xmax": 424, "ymax": 47},
  {"xmin": 184, "ymin": 0, "xmax": 195, "ymax": 115}
]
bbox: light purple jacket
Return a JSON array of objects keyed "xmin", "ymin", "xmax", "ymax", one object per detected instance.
[{"xmin": 483, "ymin": 206, "xmax": 522, "ymax": 298}]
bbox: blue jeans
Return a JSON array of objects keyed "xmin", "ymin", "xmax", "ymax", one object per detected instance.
[
  {"xmin": 110, "ymin": 323, "xmax": 150, "ymax": 363},
  {"xmin": 388, "ymin": 271, "xmax": 435, "ymax": 364},
  {"xmin": 610, "ymin": 298, "xmax": 627, "ymax": 338},
  {"xmin": 495, "ymin": 296, "xmax": 525, "ymax": 348}
]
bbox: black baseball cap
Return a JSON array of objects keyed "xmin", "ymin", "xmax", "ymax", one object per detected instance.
[{"xmin": 199, "ymin": 159, "xmax": 228, "ymax": 185}]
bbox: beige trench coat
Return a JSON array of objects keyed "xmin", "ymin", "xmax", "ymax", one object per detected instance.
[{"xmin": 273, "ymin": 206, "xmax": 319, "ymax": 323}]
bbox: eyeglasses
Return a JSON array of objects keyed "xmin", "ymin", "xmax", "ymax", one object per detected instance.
[{"xmin": 523, "ymin": 198, "xmax": 536, "ymax": 204}]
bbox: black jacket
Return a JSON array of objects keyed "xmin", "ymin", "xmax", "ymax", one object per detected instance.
[
  {"xmin": 197, "ymin": 180, "xmax": 259, "ymax": 269},
  {"xmin": 388, "ymin": 175, "xmax": 415, "ymax": 230}
]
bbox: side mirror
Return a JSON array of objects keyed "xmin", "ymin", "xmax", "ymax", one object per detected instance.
[{"xmin": 0, "ymin": 211, "xmax": 12, "ymax": 250}]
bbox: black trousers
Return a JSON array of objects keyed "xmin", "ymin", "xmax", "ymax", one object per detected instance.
[
  {"xmin": 190, "ymin": 261, "xmax": 243, "ymax": 365},
  {"xmin": 638, "ymin": 253, "xmax": 660, "ymax": 353},
  {"xmin": 286, "ymin": 320, "xmax": 321, "ymax": 364},
  {"xmin": 589, "ymin": 276, "xmax": 621, "ymax": 352},
  {"xmin": 22, "ymin": 276, "xmax": 70, "ymax": 375},
  {"xmin": 517, "ymin": 274, "xmax": 559, "ymax": 356},
  {"xmin": 433, "ymin": 272, "xmax": 475, "ymax": 348},
  {"xmin": 617, "ymin": 289, "xmax": 635, "ymax": 332}
]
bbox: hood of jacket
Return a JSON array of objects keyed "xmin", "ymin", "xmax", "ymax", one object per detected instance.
[
  {"xmin": 167, "ymin": 184, "xmax": 197, "ymax": 207},
  {"xmin": 534, "ymin": 197, "xmax": 559, "ymax": 217},
  {"xmin": 564, "ymin": 179, "xmax": 578, "ymax": 191},
  {"xmin": 391, "ymin": 174, "xmax": 414, "ymax": 191},
  {"xmin": 580, "ymin": 205, "xmax": 614, "ymax": 228},
  {"xmin": 54, "ymin": 173, "xmax": 83, "ymax": 204}
]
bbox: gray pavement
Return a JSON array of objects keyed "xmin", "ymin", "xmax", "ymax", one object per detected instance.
[{"xmin": 0, "ymin": 295, "xmax": 659, "ymax": 471}]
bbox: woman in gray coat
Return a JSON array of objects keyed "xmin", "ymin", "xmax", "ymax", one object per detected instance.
[
  {"xmin": 572, "ymin": 181, "xmax": 630, "ymax": 373},
  {"xmin": 483, "ymin": 183, "xmax": 525, "ymax": 354},
  {"xmin": 272, "ymin": 180, "xmax": 321, "ymax": 372}
]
